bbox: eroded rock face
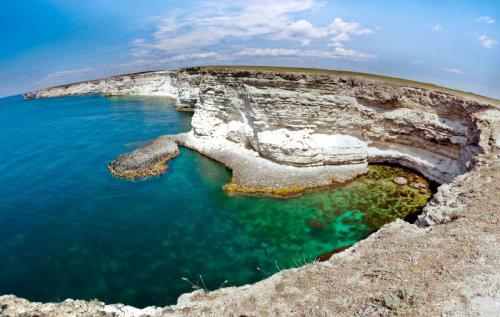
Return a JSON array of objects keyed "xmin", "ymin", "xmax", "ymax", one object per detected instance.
[
  {"xmin": 256, "ymin": 129, "xmax": 367, "ymax": 166},
  {"xmin": 179, "ymin": 68, "xmax": 499, "ymax": 184}
]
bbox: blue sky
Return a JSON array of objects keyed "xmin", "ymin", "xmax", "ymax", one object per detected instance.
[{"xmin": 1, "ymin": 0, "xmax": 499, "ymax": 98}]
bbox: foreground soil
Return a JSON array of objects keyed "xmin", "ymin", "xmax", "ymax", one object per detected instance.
[{"xmin": 1, "ymin": 158, "xmax": 499, "ymax": 316}]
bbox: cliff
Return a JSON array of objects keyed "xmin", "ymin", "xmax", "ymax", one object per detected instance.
[
  {"xmin": 10, "ymin": 66, "xmax": 500, "ymax": 316},
  {"xmin": 26, "ymin": 66, "xmax": 500, "ymax": 187}
]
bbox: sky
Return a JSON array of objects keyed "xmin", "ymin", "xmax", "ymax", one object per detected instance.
[{"xmin": 1, "ymin": 0, "xmax": 499, "ymax": 98}]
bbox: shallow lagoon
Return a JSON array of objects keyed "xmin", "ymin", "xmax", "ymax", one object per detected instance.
[{"xmin": 0, "ymin": 95, "xmax": 430, "ymax": 307}]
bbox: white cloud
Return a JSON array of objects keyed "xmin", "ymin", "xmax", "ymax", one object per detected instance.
[
  {"xmin": 477, "ymin": 16, "xmax": 495, "ymax": 24},
  {"xmin": 35, "ymin": 67, "xmax": 95, "ymax": 85},
  {"xmin": 157, "ymin": 52, "xmax": 223, "ymax": 64},
  {"xmin": 276, "ymin": 18, "xmax": 374, "ymax": 47},
  {"xmin": 431, "ymin": 24, "xmax": 442, "ymax": 32},
  {"xmin": 36, "ymin": 50, "xmax": 226, "ymax": 87},
  {"xmin": 133, "ymin": 1, "xmax": 375, "ymax": 63},
  {"xmin": 331, "ymin": 33, "xmax": 351, "ymax": 42},
  {"xmin": 38, "ymin": 41, "xmax": 378, "ymax": 88},
  {"xmin": 329, "ymin": 18, "xmax": 374, "ymax": 35},
  {"xmin": 136, "ymin": 0, "xmax": 320, "ymax": 53},
  {"xmin": 274, "ymin": 19, "xmax": 328, "ymax": 45},
  {"xmin": 237, "ymin": 47, "xmax": 376, "ymax": 62},
  {"xmin": 478, "ymin": 35, "xmax": 498, "ymax": 48},
  {"xmin": 35, "ymin": 51, "xmax": 227, "ymax": 85},
  {"xmin": 439, "ymin": 67, "xmax": 464, "ymax": 75},
  {"xmin": 328, "ymin": 18, "xmax": 374, "ymax": 47},
  {"xmin": 173, "ymin": 52, "xmax": 221, "ymax": 61},
  {"xmin": 329, "ymin": 33, "xmax": 351, "ymax": 47}
]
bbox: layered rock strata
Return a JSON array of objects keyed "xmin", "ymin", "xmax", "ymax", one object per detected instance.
[{"xmin": 25, "ymin": 66, "xmax": 500, "ymax": 192}]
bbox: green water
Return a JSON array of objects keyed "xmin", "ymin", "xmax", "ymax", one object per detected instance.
[{"xmin": 0, "ymin": 95, "xmax": 430, "ymax": 307}]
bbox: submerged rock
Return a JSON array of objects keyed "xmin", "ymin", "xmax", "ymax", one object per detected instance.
[
  {"xmin": 394, "ymin": 176, "xmax": 408, "ymax": 185},
  {"xmin": 410, "ymin": 182, "xmax": 425, "ymax": 189},
  {"xmin": 108, "ymin": 136, "xmax": 179, "ymax": 179},
  {"xmin": 307, "ymin": 219, "xmax": 324, "ymax": 229}
]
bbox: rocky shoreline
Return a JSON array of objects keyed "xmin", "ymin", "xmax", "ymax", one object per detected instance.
[{"xmin": 9, "ymin": 66, "xmax": 500, "ymax": 316}]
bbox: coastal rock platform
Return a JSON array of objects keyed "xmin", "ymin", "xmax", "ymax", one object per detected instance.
[
  {"xmin": 108, "ymin": 136, "xmax": 179, "ymax": 179},
  {"xmin": 176, "ymin": 131, "xmax": 367, "ymax": 197}
]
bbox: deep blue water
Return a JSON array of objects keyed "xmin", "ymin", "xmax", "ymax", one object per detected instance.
[{"xmin": 0, "ymin": 95, "xmax": 430, "ymax": 307}]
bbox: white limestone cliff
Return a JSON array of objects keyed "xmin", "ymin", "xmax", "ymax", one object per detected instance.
[{"xmin": 25, "ymin": 67, "xmax": 500, "ymax": 188}]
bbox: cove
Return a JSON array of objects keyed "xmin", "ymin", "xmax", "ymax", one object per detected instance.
[{"xmin": 0, "ymin": 95, "xmax": 430, "ymax": 308}]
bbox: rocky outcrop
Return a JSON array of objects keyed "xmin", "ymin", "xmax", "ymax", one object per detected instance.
[
  {"xmin": 175, "ymin": 131, "xmax": 366, "ymax": 197},
  {"xmin": 108, "ymin": 136, "xmax": 179, "ymax": 179}
]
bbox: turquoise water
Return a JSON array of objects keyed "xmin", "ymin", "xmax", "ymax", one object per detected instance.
[{"xmin": 0, "ymin": 95, "xmax": 430, "ymax": 307}]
